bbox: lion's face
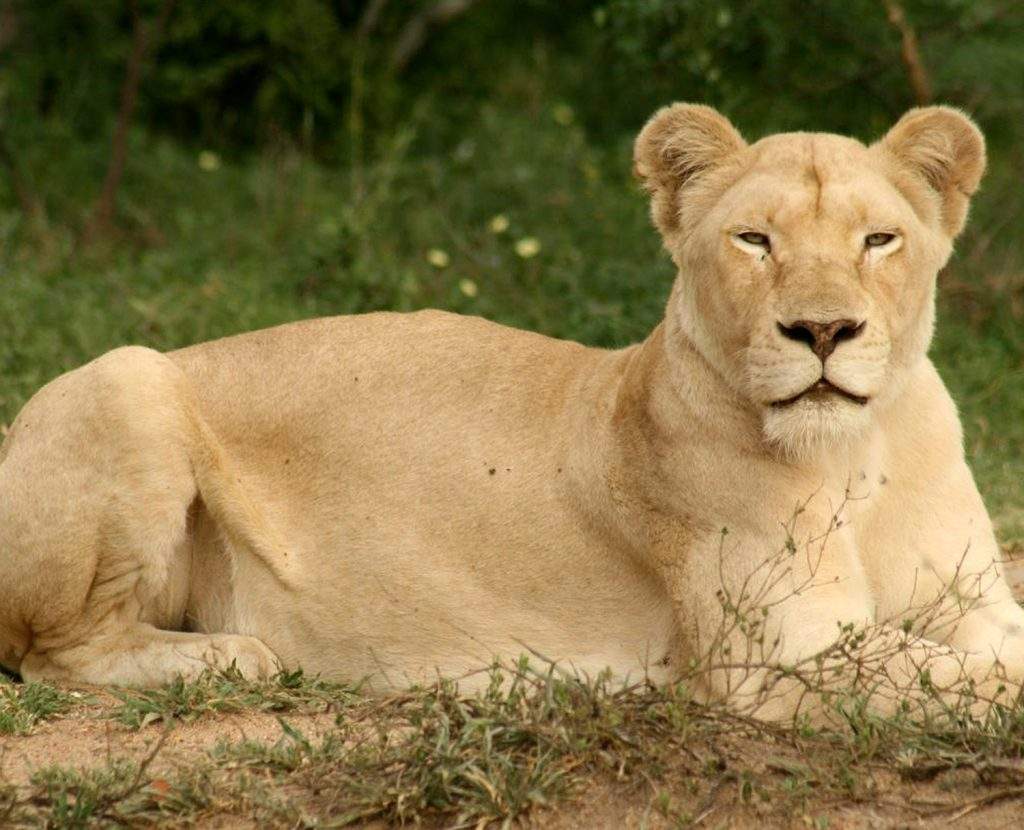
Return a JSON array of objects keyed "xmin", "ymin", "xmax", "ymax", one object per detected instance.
[{"xmin": 635, "ymin": 105, "xmax": 986, "ymax": 456}]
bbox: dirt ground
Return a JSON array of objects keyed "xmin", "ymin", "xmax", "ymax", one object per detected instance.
[{"xmin": 6, "ymin": 693, "xmax": 1024, "ymax": 828}]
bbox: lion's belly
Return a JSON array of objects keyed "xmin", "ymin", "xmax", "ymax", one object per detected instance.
[
  {"xmin": 281, "ymin": 551, "xmax": 674, "ymax": 692},
  {"xmin": 189, "ymin": 493, "xmax": 676, "ymax": 690}
]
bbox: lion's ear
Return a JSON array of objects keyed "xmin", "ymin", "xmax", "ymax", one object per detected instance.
[
  {"xmin": 877, "ymin": 106, "xmax": 986, "ymax": 238},
  {"xmin": 634, "ymin": 103, "xmax": 746, "ymax": 238}
]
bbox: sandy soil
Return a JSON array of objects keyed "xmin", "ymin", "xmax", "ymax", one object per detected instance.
[
  {"xmin": 6, "ymin": 689, "xmax": 1024, "ymax": 828},
  {"xmin": 0, "ymin": 693, "xmax": 337, "ymax": 786}
]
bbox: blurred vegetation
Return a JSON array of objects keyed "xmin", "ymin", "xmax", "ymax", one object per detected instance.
[{"xmin": 0, "ymin": 0, "xmax": 1022, "ymax": 533}]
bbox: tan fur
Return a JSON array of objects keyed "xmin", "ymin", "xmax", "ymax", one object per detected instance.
[{"xmin": 1, "ymin": 104, "xmax": 1021, "ymax": 720}]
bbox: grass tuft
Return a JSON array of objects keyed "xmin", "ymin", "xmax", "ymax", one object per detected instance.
[
  {"xmin": 0, "ymin": 679, "xmax": 79, "ymax": 735},
  {"xmin": 109, "ymin": 667, "xmax": 358, "ymax": 729}
]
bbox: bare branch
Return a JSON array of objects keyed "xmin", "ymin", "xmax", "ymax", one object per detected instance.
[
  {"xmin": 389, "ymin": 0, "xmax": 481, "ymax": 74},
  {"xmin": 0, "ymin": 0, "xmax": 18, "ymax": 53},
  {"xmin": 81, "ymin": 0, "xmax": 176, "ymax": 245},
  {"xmin": 881, "ymin": 0, "xmax": 932, "ymax": 105},
  {"xmin": 356, "ymin": 0, "xmax": 390, "ymax": 40}
]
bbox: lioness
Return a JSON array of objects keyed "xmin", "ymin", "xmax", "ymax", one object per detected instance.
[{"xmin": 1, "ymin": 104, "xmax": 1021, "ymax": 720}]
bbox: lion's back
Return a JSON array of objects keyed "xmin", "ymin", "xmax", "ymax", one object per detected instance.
[{"xmin": 168, "ymin": 310, "xmax": 602, "ymax": 450}]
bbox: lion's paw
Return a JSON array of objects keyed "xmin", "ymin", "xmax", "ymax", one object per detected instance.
[{"xmin": 203, "ymin": 634, "xmax": 280, "ymax": 680}]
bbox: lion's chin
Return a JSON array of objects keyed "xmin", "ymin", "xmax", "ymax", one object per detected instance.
[{"xmin": 761, "ymin": 396, "xmax": 874, "ymax": 460}]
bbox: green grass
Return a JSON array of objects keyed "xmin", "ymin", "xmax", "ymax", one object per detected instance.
[
  {"xmin": 109, "ymin": 667, "xmax": 358, "ymax": 729},
  {"xmin": 0, "ymin": 678, "xmax": 79, "ymax": 735},
  {"xmin": 27, "ymin": 759, "xmax": 142, "ymax": 829}
]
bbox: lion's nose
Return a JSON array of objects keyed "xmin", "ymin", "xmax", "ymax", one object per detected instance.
[{"xmin": 777, "ymin": 319, "xmax": 865, "ymax": 362}]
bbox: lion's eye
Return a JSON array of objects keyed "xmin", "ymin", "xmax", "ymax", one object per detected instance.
[
  {"xmin": 865, "ymin": 232, "xmax": 896, "ymax": 247},
  {"xmin": 738, "ymin": 231, "xmax": 771, "ymax": 250}
]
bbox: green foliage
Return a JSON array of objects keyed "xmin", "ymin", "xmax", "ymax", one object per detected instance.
[
  {"xmin": 0, "ymin": 0, "xmax": 130, "ymax": 137},
  {"xmin": 150, "ymin": 0, "xmax": 352, "ymax": 145},
  {"xmin": 29, "ymin": 758, "xmax": 141, "ymax": 829},
  {"xmin": 110, "ymin": 667, "xmax": 358, "ymax": 729},
  {"xmin": 0, "ymin": 0, "xmax": 586, "ymax": 154},
  {"xmin": 592, "ymin": 0, "xmax": 1024, "ymax": 140},
  {"xmin": 0, "ymin": 679, "xmax": 79, "ymax": 735},
  {"xmin": 3, "ymin": 0, "xmax": 1024, "ymax": 152}
]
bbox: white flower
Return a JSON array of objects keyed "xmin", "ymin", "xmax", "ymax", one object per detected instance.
[
  {"xmin": 514, "ymin": 237, "xmax": 541, "ymax": 258},
  {"xmin": 426, "ymin": 249, "xmax": 450, "ymax": 268},
  {"xmin": 488, "ymin": 214, "xmax": 510, "ymax": 234},
  {"xmin": 459, "ymin": 278, "xmax": 478, "ymax": 298}
]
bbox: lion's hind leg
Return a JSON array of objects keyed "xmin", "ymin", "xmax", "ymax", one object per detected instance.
[{"xmin": 0, "ymin": 345, "xmax": 278, "ymax": 686}]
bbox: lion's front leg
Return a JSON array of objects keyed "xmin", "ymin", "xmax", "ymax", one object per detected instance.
[
  {"xmin": 20, "ymin": 624, "xmax": 279, "ymax": 687},
  {"xmin": 859, "ymin": 454, "xmax": 1024, "ymax": 685},
  {"xmin": 666, "ymin": 513, "xmax": 1020, "ymax": 723},
  {"xmin": 898, "ymin": 561, "xmax": 1024, "ymax": 685},
  {"xmin": 690, "ymin": 588, "xmax": 1020, "ymax": 723},
  {"xmin": 660, "ymin": 513, "xmax": 870, "ymax": 719}
]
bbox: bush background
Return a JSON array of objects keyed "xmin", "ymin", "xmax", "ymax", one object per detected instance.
[{"xmin": 1, "ymin": 0, "xmax": 1022, "ymax": 534}]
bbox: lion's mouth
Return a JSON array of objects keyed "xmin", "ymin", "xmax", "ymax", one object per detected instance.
[{"xmin": 771, "ymin": 379, "xmax": 869, "ymax": 408}]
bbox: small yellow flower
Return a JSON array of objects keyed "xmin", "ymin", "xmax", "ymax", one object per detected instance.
[
  {"xmin": 426, "ymin": 248, "xmax": 450, "ymax": 268},
  {"xmin": 198, "ymin": 150, "xmax": 221, "ymax": 171},
  {"xmin": 553, "ymin": 104, "xmax": 574, "ymax": 126},
  {"xmin": 514, "ymin": 237, "xmax": 541, "ymax": 258},
  {"xmin": 458, "ymin": 278, "xmax": 478, "ymax": 298},
  {"xmin": 488, "ymin": 214, "xmax": 510, "ymax": 234}
]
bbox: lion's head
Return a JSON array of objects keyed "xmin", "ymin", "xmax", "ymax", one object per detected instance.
[{"xmin": 635, "ymin": 104, "xmax": 985, "ymax": 457}]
